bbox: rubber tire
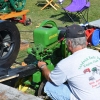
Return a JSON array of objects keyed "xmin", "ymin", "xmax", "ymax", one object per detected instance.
[
  {"xmin": 37, "ymin": 80, "xmax": 51, "ymax": 100},
  {"xmin": 38, "ymin": 80, "xmax": 46, "ymax": 96},
  {"xmin": 0, "ymin": 20, "xmax": 20, "ymax": 76}
]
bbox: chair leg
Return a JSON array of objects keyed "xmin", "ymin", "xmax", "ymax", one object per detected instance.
[
  {"xmin": 59, "ymin": 5, "xmax": 75, "ymax": 23},
  {"xmin": 41, "ymin": 0, "xmax": 57, "ymax": 10},
  {"xmin": 49, "ymin": 3, "xmax": 57, "ymax": 10},
  {"xmin": 64, "ymin": 10, "xmax": 75, "ymax": 23},
  {"xmin": 86, "ymin": 8, "xmax": 89, "ymax": 22},
  {"xmin": 54, "ymin": 3, "xmax": 59, "ymax": 8},
  {"xmin": 78, "ymin": 8, "xmax": 89, "ymax": 24},
  {"xmin": 41, "ymin": 0, "xmax": 52, "ymax": 10}
]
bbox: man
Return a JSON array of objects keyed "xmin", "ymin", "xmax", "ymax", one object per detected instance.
[{"xmin": 38, "ymin": 24, "xmax": 100, "ymax": 100}]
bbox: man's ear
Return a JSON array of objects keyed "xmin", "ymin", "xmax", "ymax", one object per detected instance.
[{"xmin": 68, "ymin": 40, "xmax": 72, "ymax": 47}]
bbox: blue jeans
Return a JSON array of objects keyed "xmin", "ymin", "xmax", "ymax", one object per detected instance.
[{"xmin": 44, "ymin": 82, "xmax": 71, "ymax": 100}]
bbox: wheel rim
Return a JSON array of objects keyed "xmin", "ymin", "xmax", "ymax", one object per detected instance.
[
  {"xmin": 10, "ymin": 0, "xmax": 26, "ymax": 11},
  {"xmin": 0, "ymin": 30, "xmax": 15, "ymax": 59}
]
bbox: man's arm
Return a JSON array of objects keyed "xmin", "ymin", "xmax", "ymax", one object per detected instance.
[
  {"xmin": 38, "ymin": 61, "xmax": 51, "ymax": 81},
  {"xmin": 38, "ymin": 61, "xmax": 67, "ymax": 85}
]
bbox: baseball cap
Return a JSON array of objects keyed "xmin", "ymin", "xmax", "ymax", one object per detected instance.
[{"xmin": 66, "ymin": 24, "xmax": 85, "ymax": 38}]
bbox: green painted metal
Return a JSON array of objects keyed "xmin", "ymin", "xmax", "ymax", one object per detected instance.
[
  {"xmin": 32, "ymin": 71, "xmax": 41, "ymax": 83},
  {"xmin": 10, "ymin": 0, "xmax": 26, "ymax": 11},
  {"xmin": 27, "ymin": 20, "xmax": 71, "ymax": 61},
  {"xmin": 39, "ymin": 20, "xmax": 58, "ymax": 27},
  {"xmin": 27, "ymin": 41, "xmax": 61, "ymax": 61},
  {"xmin": 27, "ymin": 48, "xmax": 34, "ymax": 55},
  {"xmin": 0, "ymin": 0, "xmax": 26, "ymax": 13},
  {"xmin": 0, "ymin": 1, "xmax": 11, "ymax": 13},
  {"xmin": 0, "ymin": 6, "xmax": 11, "ymax": 13},
  {"xmin": 31, "ymin": 60, "xmax": 54, "ymax": 84},
  {"xmin": 61, "ymin": 39, "xmax": 67, "ymax": 58},
  {"xmin": 33, "ymin": 20, "xmax": 59, "ymax": 49},
  {"xmin": 61, "ymin": 39, "xmax": 71, "ymax": 58},
  {"xmin": 45, "ymin": 60, "xmax": 54, "ymax": 71},
  {"xmin": 24, "ymin": 80, "xmax": 31, "ymax": 85},
  {"xmin": 0, "ymin": 0, "xmax": 7, "ymax": 9}
]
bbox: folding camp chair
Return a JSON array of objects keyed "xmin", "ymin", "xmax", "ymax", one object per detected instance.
[
  {"xmin": 41, "ymin": 0, "xmax": 59, "ymax": 10},
  {"xmin": 58, "ymin": 0, "xmax": 90, "ymax": 24}
]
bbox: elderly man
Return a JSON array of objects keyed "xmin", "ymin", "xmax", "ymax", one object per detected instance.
[{"xmin": 38, "ymin": 24, "xmax": 100, "ymax": 100}]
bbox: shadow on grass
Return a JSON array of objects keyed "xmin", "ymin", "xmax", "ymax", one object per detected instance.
[
  {"xmin": 50, "ymin": 12, "xmax": 81, "ymax": 23},
  {"xmin": 35, "ymin": 1, "xmax": 53, "ymax": 9}
]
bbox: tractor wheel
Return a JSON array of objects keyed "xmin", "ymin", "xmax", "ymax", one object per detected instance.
[
  {"xmin": 0, "ymin": 20, "xmax": 20, "ymax": 76},
  {"xmin": 10, "ymin": 0, "xmax": 26, "ymax": 11},
  {"xmin": 38, "ymin": 80, "xmax": 46, "ymax": 96}
]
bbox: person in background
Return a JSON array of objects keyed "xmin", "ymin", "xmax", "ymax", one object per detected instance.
[{"xmin": 38, "ymin": 24, "xmax": 100, "ymax": 100}]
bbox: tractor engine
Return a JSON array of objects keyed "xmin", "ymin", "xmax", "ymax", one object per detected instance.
[{"xmin": 27, "ymin": 20, "xmax": 71, "ymax": 72}]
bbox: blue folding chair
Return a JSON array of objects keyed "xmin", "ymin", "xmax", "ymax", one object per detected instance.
[{"xmin": 58, "ymin": 0, "xmax": 90, "ymax": 24}]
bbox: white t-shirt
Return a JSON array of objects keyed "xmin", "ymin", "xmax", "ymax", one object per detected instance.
[{"xmin": 49, "ymin": 48, "xmax": 100, "ymax": 100}]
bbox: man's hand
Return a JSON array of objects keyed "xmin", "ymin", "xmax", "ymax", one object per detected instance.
[
  {"xmin": 38, "ymin": 61, "xmax": 51, "ymax": 81},
  {"xmin": 38, "ymin": 61, "xmax": 46, "ymax": 69}
]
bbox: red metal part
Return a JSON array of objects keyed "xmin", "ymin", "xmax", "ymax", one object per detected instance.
[
  {"xmin": 85, "ymin": 28, "xmax": 95, "ymax": 43},
  {"xmin": 19, "ymin": 14, "xmax": 26, "ymax": 24},
  {"xmin": 0, "ymin": 10, "xmax": 29, "ymax": 25}
]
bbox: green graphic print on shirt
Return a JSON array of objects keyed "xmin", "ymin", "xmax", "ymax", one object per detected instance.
[
  {"xmin": 79, "ymin": 56, "xmax": 100, "ymax": 88},
  {"xmin": 79, "ymin": 56, "xmax": 100, "ymax": 69}
]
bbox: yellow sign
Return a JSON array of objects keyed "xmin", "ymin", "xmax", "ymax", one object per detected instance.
[{"xmin": 49, "ymin": 33, "xmax": 57, "ymax": 39}]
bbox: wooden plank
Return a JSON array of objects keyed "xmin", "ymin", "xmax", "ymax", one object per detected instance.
[
  {"xmin": 0, "ymin": 83, "xmax": 43, "ymax": 100},
  {"xmin": 0, "ymin": 74, "xmax": 19, "ymax": 82},
  {"xmin": 0, "ymin": 10, "xmax": 29, "ymax": 20}
]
